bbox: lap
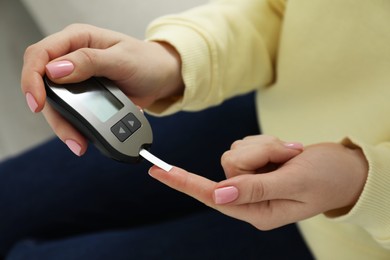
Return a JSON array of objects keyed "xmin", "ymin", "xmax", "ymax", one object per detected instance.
[
  {"xmin": 0, "ymin": 92, "xmax": 312, "ymax": 259},
  {"xmin": 7, "ymin": 211, "xmax": 312, "ymax": 260}
]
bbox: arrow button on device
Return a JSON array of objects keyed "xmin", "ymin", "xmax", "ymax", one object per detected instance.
[
  {"xmin": 111, "ymin": 121, "xmax": 131, "ymax": 142},
  {"xmin": 122, "ymin": 113, "xmax": 141, "ymax": 133}
]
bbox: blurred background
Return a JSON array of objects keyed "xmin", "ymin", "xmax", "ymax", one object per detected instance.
[{"xmin": 0, "ymin": 0, "xmax": 207, "ymax": 162}]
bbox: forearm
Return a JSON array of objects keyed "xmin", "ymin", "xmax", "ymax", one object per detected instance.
[{"xmin": 145, "ymin": 0, "xmax": 284, "ymax": 115}]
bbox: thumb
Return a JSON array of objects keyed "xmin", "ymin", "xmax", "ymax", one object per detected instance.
[
  {"xmin": 45, "ymin": 47, "xmax": 122, "ymax": 83},
  {"xmin": 214, "ymin": 169, "xmax": 300, "ymax": 205}
]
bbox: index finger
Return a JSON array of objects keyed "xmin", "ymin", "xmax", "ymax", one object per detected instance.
[
  {"xmin": 148, "ymin": 166, "xmax": 217, "ymax": 207},
  {"xmin": 148, "ymin": 165, "xmax": 307, "ymax": 230}
]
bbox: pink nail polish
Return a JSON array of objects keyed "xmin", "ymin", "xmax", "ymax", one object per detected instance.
[
  {"xmin": 214, "ymin": 186, "xmax": 239, "ymax": 205},
  {"xmin": 65, "ymin": 139, "xmax": 82, "ymax": 156},
  {"xmin": 46, "ymin": 60, "xmax": 74, "ymax": 79},
  {"xmin": 283, "ymin": 142, "xmax": 304, "ymax": 151},
  {"xmin": 26, "ymin": 92, "xmax": 38, "ymax": 113}
]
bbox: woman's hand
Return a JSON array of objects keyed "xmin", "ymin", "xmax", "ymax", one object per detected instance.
[
  {"xmin": 149, "ymin": 135, "xmax": 368, "ymax": 230},
  {"xmin": 22, "ymin": 23, "xmax": 183, "ymax": 155}
]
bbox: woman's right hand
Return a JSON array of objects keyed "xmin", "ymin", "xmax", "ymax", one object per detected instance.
[{"xmin": 22, "ymin": 23, "xmax": 183, "ymax": 156}]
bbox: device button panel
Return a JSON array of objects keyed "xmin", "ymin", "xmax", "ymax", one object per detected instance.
[
  {"xmin": 122, "ymin": 113, "xmax": 141, "ymax": 133},
  {"xmin": 110, "ymin": 113, "xmax": 141, "ymax": 142}
]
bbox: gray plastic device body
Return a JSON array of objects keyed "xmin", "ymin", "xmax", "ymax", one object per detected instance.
[{"xmin": 44, "ymin": 76, "xmax": 153, "ymax": 163}]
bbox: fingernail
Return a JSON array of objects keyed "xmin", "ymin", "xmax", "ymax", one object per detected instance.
[
  {"xmin": 214, "ymin": 186, "xmax": 239, "ymax": 205},
  {"xmin": 283, "ymin": 142, "xmax": 304, "ymax": 151},
  {"xmin": 65, "ymin": 139, "xmax": 82, "ymax": 156},
  {"xmin": 46, "ymin": 60, "xmax": 74, "ymax": 79},
  {"xmin": 26, "ymin": 92, "xmax": 38, "ymax": 113}
]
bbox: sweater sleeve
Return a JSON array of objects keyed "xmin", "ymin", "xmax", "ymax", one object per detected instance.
[
  {"xmin": 333, "ymin": 138, "xmax": 390, "ymax": 249},
  {"xmin": 145, "ymin": 0, "xmax": 285, "ymax": 115}
]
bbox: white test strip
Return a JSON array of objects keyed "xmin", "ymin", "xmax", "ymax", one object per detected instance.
[{"xmin": 139, "ymin": 148, "xmax": 173, "ymax": 172}]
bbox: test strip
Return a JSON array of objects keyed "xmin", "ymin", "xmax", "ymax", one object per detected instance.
[{"xmin": 139, "ymin": 149, "xmax": 173, "ymax": 172}]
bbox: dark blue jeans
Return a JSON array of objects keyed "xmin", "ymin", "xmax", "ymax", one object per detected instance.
[{"xmin": 0, "ymin": 92, "xmax": 313, "ymax": 259}]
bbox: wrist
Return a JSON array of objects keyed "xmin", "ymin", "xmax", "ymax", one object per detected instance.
[
  {"xmin": 150, "ymin": 41, "xmax": 184, "ymax": 101},
  {"xmin": 325, "ymin": 144, "xmax": 368, "ymax": 218}
]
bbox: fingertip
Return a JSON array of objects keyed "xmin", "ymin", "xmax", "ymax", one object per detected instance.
[
  {"xmin": 148, "ymin": 165, "xmax": 166, "ymax": 177},
  {"xmin": 25, "ymin": 92, "xmax": 39, "ymax": 113},
  {"xmin": 283, "ymin": 142, "xmax": 304, "ymax": 151},
  {"xmin": 214, "ymin": 186, "xmax": 239, "ymax": 205},
  {"xmin": 65, "ymin": 139, "xmax": 84, "ymax": 157},
  {"xmin": 147, "ymin": 166, "xmax": 153, "ymax": 176},
  {"xmin": 148, "ymin": 165, "xmax": 159, "ymax": 175},
  {"xmin": 45, "ymin": 60, "xmax": 75, "ymax": 79},
  {"xmin": 22, "ymin": 72, "xmax": 47, "ymax": 113},
  {"xmin": 149, "ymin": 165, "xmax": 175, "ymax": 175}
]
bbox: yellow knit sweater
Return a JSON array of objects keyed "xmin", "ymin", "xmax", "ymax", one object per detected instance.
[{"xmin": 146, "ymin": 0, "xmax": 390, "ymax": 258}]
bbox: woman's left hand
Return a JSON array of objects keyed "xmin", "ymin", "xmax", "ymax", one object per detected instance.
[{"xmin": 148, "ymin": 135, "xmax": 368, "ymax": 230}]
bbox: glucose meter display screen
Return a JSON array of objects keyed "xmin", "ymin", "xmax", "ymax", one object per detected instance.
[{"xmin": 66, "ymin": 84, "xmax": 124, "ymax": 122}]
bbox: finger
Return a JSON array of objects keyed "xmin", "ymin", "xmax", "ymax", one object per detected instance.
[
  {"xmin": 229, "ymin": 135, "xmax": 270, "ymax": 149},
  {"xmin": 148, "ymin": 166, "xmax": 217, "ymax": 207},
  {"xmin": 42, "ymin": 102, "xmax": 88, "ymax": 156},
  {"xmin": 45, "ymin": 46, "xmax": 125, "ymax": 84},
  {"xmin": 214, "ymin": 169, "xmax": 302, "ymax": 205},
  {"xmin": 22, "ymin": 45, "xmax": 50, "ymax": 113},
  {"xmin": 221, "ymin": 138, "xmax": 303, "ymax": 177},
  {"xmin": 148, "ymin": 165, "xmax": 310, "ymax": 230}
]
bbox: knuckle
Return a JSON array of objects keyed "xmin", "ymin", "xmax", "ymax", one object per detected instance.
[
  {"xmin": 64, "ymin": 23, "xmax": 79, "ymax": 31},
  {"xmin": 263, "ymin": 135, "xmax": 280, "ymax": 143},
  {"xmin": 221, "ymin": 151, "xmax": 241, "ymax": 178},
  {"xmin": 230, "ymin": 139, "xmax": 242, "ymax": 149},
  {"xmin": 221, "ymin": 151, "xmax": 237, "ymax": 170},
  {"xmin": 77, "ymin": 48, "xmax": 100, "ymax": 75},
  {"xmin": 78, "ymin": 48, "xmax": 97, "ymax": 64},
  {"xmin": 23, "ymin": 44, "xmax": 34, "ymax": 58},
  {"xmin": 252, "ymin": 221, "xmax": 274, "ymax": 231},
  {"xmin": 242, "ymin": 135, "xmax": 257, "ymax": 141},
  {"xmin": 23, "ymin": 43, "xmax": 42, "ymax": 60},
  {"xmin": 249, "ymin": 181, "xmax": 266, "ymax": 202},
  {"xmin": 64, "ymin": 23, "xmax": 91, "ymax": 32},
  {"xmin": 250, "ymin": 208, "xmax": 279, "ymax": 231}
]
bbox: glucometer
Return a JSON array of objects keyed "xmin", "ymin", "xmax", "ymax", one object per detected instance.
[{"xmin": 44, "ymin": 76, "xmax": 169, "ymax": 168}]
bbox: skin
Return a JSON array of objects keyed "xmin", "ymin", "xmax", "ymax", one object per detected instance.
[
  {"xmin": 149, "ymin": 136, "xmax": 368, "ymax": 229},
  {"xmin": 21, "ymin": 23, "xmax": 369, "ymax": 230},
  {"xmin": 22, "ymin": 24, "xmax": 184, "ymax": 154}
]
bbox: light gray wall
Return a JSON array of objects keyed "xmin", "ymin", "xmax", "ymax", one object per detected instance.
[
  {"xmin": 0, "ymin": 0, "xmax": 52, "ymax": 161},
  {"xmin": 22, "ymin": 0, "xmax": 208, "ymax": 38}
]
